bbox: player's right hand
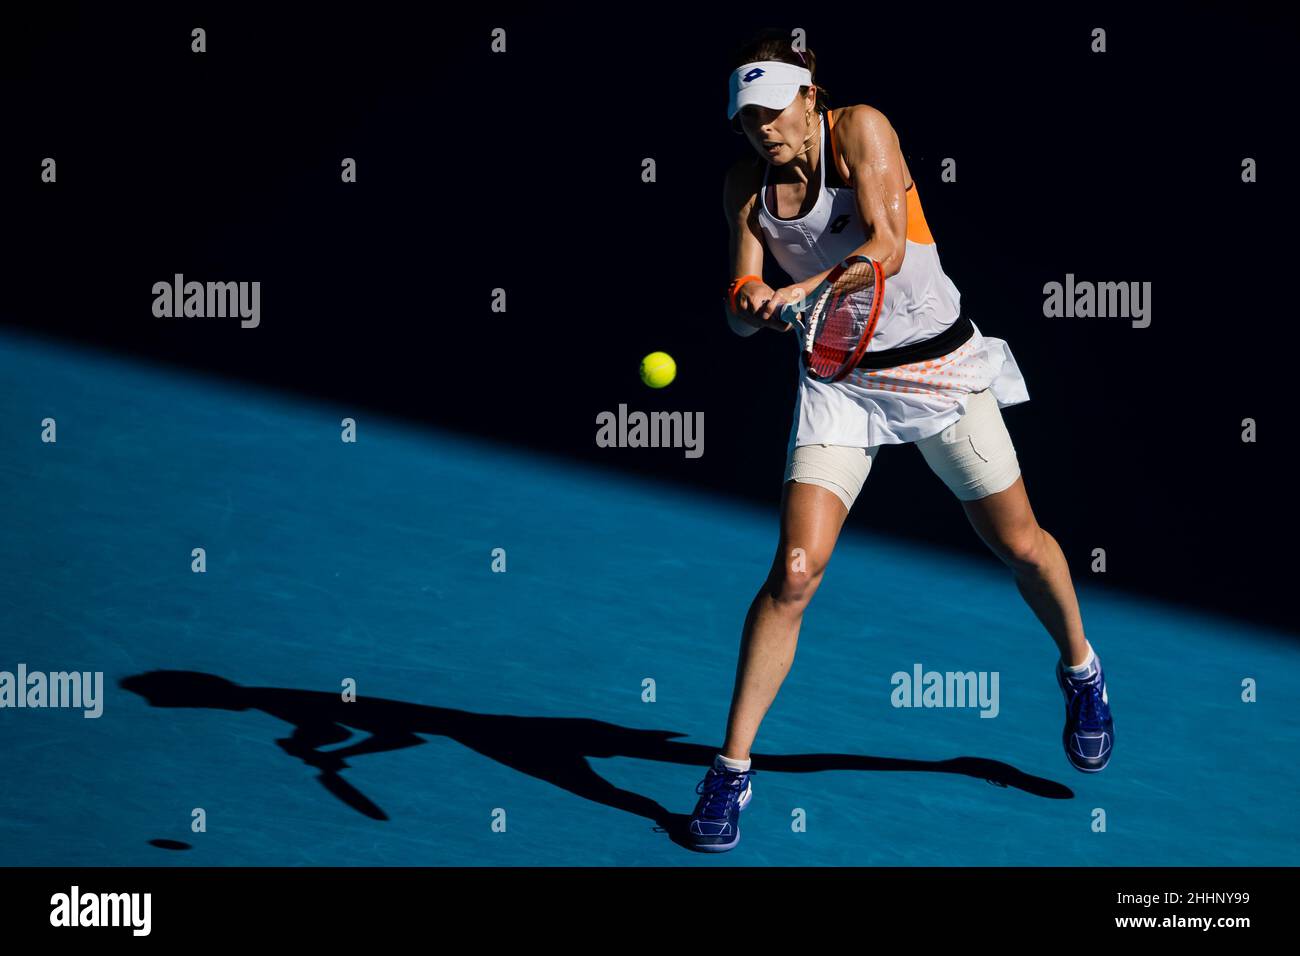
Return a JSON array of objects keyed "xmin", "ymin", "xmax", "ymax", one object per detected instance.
[{"xmin": 735, "ymin": 281, "xmax": 792, "ymax": 332}]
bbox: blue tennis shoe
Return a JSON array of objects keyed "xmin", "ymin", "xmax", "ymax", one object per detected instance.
[
  {"xmin": 1056, "ymin": 654, "xmax": 1114, "ymax": 773},
  {"xmin": 687, "ymin": 760, "xmax": 756, "ymax": 852}
]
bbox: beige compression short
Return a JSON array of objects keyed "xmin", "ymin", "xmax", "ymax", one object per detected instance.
[{"xmin": 784, "ymin": 388, "xmax": 1022, "ymax": 512}]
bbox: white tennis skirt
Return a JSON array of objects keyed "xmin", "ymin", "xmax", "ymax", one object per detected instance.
[{"xmin": 785, "ymin": 320, "xmax": 1031, "ymax": 454}]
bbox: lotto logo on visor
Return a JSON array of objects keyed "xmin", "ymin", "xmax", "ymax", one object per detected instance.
[{"xmin": 727, "ymin": 59, "xmax": 813, "ymax": 120}]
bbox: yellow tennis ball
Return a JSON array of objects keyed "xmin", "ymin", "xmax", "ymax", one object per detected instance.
[{"xmin": 639, "ymin": 351, "xmax": 676, "ymax": 388}]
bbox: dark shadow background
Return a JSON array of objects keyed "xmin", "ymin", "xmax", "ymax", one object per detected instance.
[
  {"xmin": 3, "ymin": 2, "xmax": 1296, "ymax": 631},
  {"xmin": 118, "ymin": 669, "xmax": 1074, "ymax": 846}
]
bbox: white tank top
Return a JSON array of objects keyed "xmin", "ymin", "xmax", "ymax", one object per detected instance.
[{"xmin": 754, "ymin": 110, "xmax": 1031, "ymax": 452}]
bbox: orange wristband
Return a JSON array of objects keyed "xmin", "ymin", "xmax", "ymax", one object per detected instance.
[{"xmin": 727, "ymin": 274, "xmax": 762, "ymax": 313}]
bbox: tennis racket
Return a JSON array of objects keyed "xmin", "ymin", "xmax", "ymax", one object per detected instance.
[{"xmin": 778, "ymin": 255, "xmax": 885, "ymax": 382}]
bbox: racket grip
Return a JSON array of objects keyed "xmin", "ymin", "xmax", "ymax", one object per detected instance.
[{"xmin": 724, "ymin": 302, "xmax": 762, "ymax": 337}]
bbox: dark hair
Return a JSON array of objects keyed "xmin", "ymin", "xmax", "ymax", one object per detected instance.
[{"xmin": 730, "ymin": 28, "xmax": 830, "ymax": 130}]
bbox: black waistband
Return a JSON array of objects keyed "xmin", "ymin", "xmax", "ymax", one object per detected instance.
[{"xmin": 852, "ymin": 313, "xmax": 974, "ymax": 371}]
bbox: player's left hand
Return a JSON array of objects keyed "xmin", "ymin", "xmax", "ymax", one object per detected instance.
[{"xmin": 760, "ymin": 283, "xmax": 813, "ymax": 330}]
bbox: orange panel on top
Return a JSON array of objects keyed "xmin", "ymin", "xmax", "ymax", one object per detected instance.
[{"xmin": 906, "ymin": 185, "xmax": 935, "ymax": 245}]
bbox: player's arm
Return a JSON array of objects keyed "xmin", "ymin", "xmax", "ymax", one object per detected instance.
[
  {"xmin": 722, "ymin": 157, "xmax": 780, "ymax": 336},
  {"xmin": 831, "ymin": 106, "xmax": 908, "ymax": 279}
]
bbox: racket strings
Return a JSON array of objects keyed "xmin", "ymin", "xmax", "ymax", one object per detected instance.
[{"xmin": 807, "ymin": 262, "xmax": 879, "ymax": 379}]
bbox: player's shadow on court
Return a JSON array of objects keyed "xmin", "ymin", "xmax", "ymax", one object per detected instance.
[{"xmin": 120, "ymin": 670, "xmax": 1073, "ymax": 848}]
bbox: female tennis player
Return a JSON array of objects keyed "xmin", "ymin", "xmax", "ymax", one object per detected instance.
[{"xmin": 687, "ymin": 29, "xmax": 1114, "ymax": 852}]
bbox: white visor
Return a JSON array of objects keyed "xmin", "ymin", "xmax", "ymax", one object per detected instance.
[{"xmin": 727, "ymin": 60, "xmax": 812, "ymax": 120}]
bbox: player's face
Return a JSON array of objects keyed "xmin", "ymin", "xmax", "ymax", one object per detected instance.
[{"xmin": 738, "ymin": 89, "xmax": 815, "ymax": 164}]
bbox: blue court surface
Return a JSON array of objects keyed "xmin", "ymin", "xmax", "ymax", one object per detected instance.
[{"xmin": 2, "ymin": 328, "xmax": 1297, "ymax": 867}]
